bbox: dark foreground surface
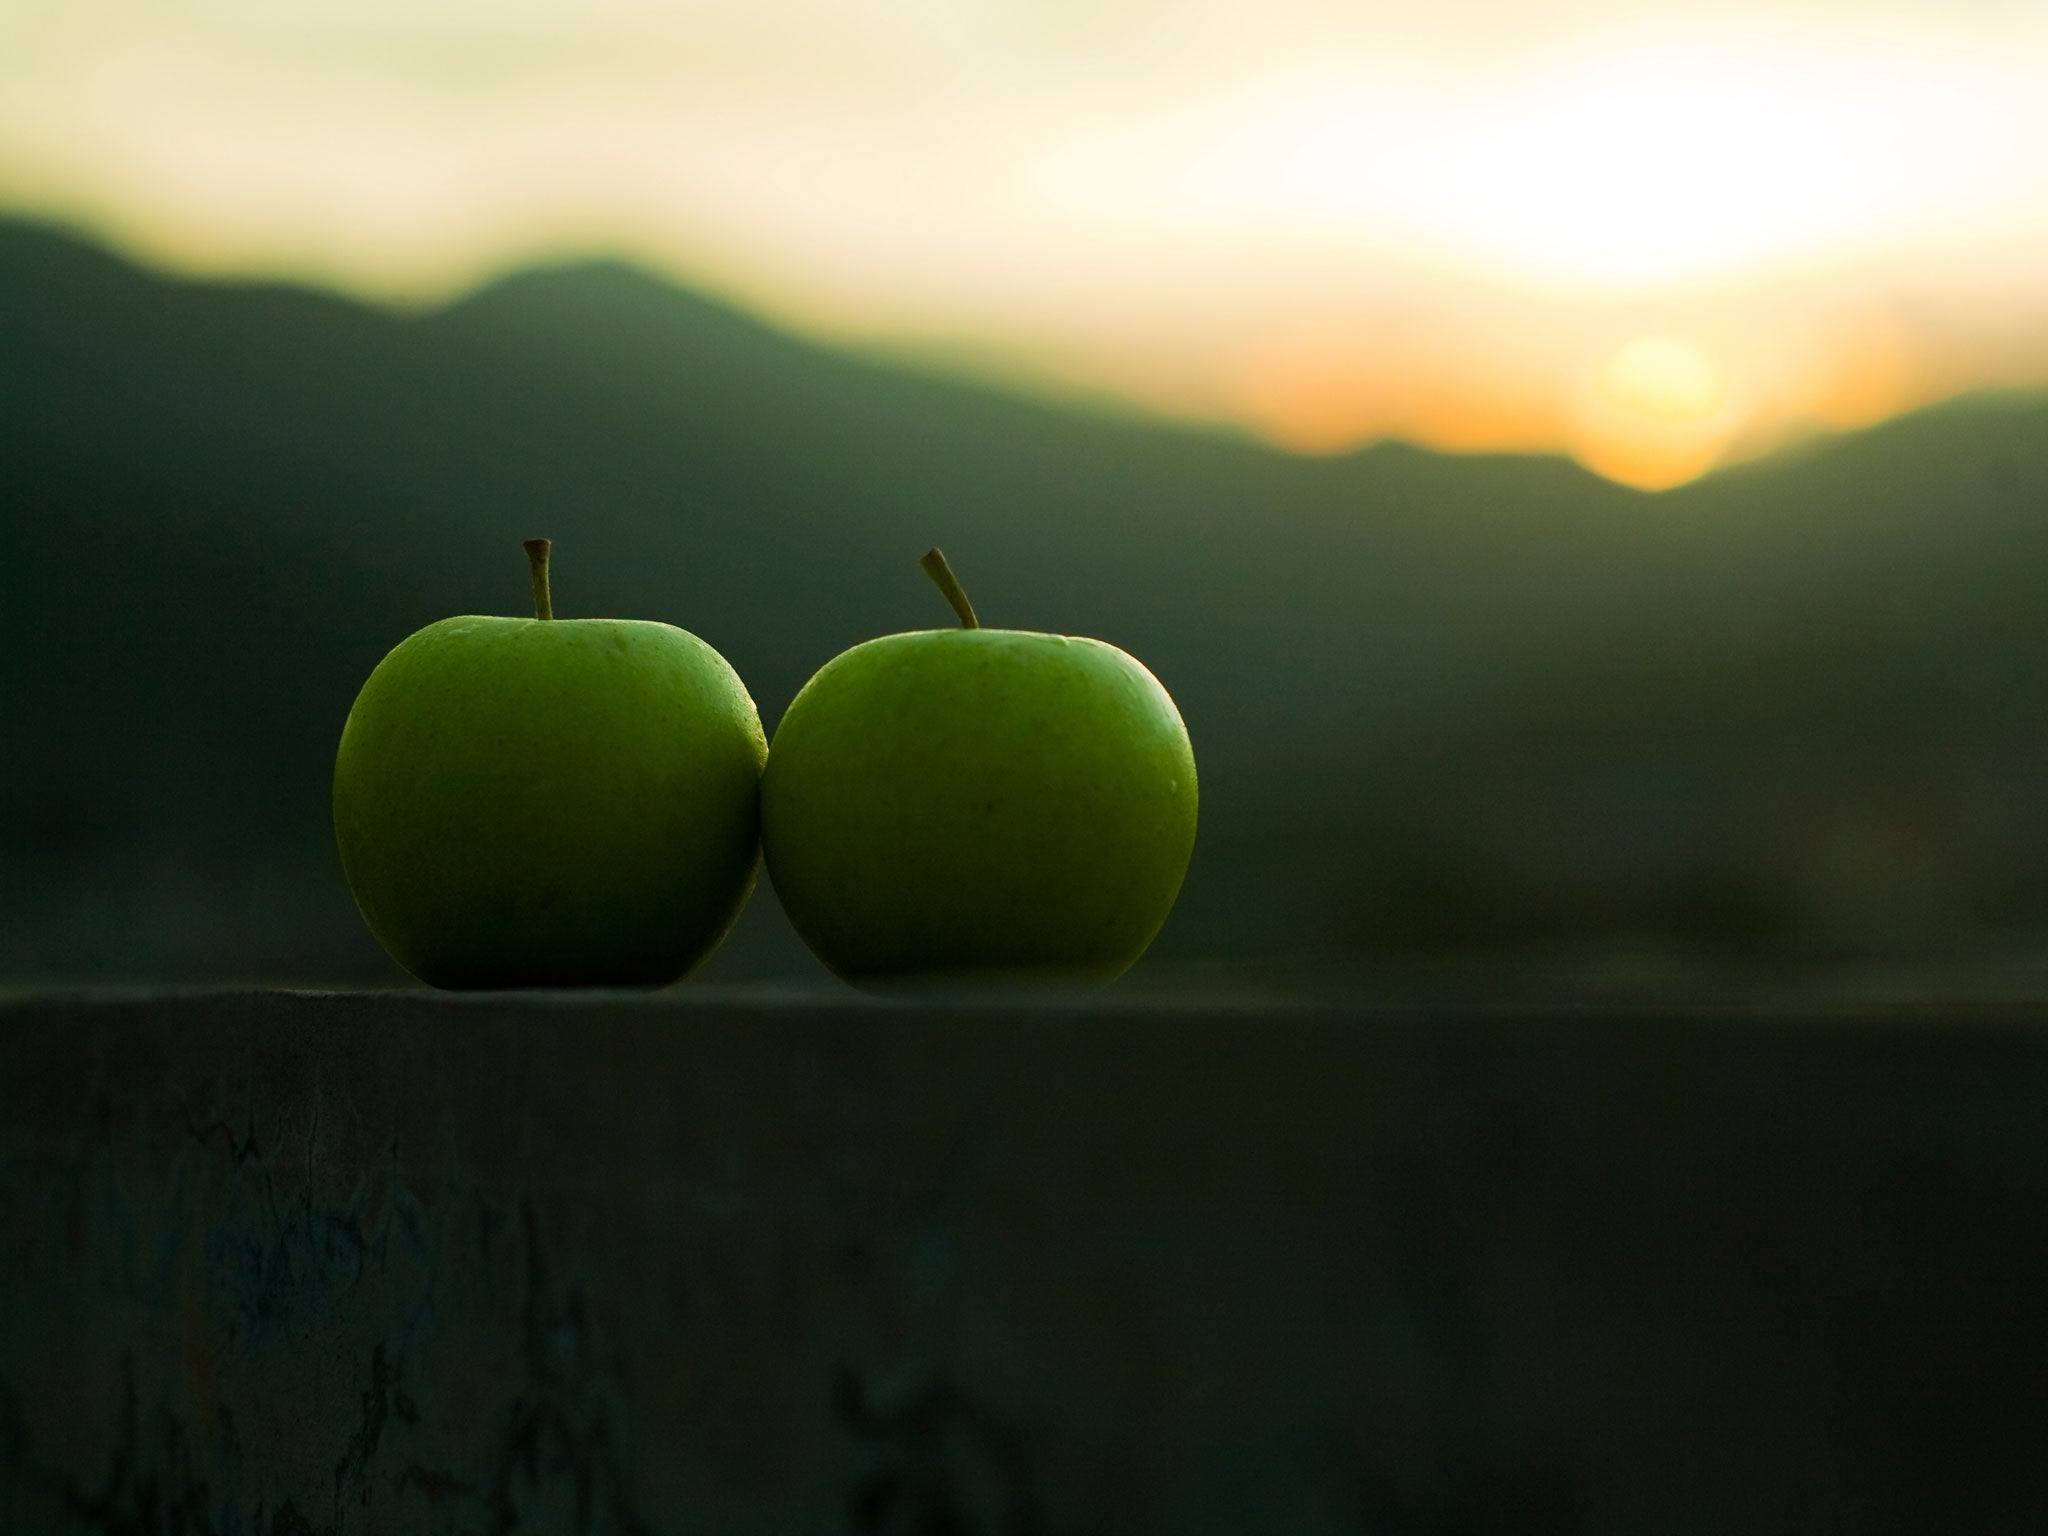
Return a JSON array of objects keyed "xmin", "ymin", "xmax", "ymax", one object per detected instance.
[{"xmin": 3, "ymin": 989, "xmax": 2047, "ymax": 1534}]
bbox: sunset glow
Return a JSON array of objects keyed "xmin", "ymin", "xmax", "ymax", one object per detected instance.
[
  {"xmin": 5, "ymin": 1, "xmax": 2048, "ymax": 489},
  {"xmin": 1600, "ymin": 339, "xmax": 1724, "ymax": 424}
]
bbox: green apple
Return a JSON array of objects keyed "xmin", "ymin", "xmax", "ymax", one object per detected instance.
[
  {"xmin": 761, "ymin": 549, "xmax": 1197, "ymax": 989},
  {"xmin": 333, "ymin": 540, "xmax": 767, "ymax": 988}
]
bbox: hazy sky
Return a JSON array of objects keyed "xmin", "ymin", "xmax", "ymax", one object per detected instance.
[{"xmin": 7, "ymin": 0, "xmax": 2048, "ymax": 485}]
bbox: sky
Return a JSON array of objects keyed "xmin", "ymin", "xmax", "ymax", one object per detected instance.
[{"xmin": 6, "ymin": 0, "xmax": 2048, "ymax": 487}]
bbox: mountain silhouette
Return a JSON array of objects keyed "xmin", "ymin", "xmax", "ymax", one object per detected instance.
[{"xmin": 4, "ymin": 215, "xmax": 2047, "ymax": 987}]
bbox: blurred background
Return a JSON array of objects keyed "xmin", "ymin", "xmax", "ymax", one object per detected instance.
[{"xmin": 5, "ymin": 0, "xmax": 2048, "ymax": 993}]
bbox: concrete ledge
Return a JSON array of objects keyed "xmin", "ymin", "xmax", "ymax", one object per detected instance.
[{"xmin": 3, "ymin": 990, "xmax": 2047, "ymax": 1533}]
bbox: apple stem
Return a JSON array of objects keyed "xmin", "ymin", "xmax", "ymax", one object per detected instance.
[
  {"xmin": 524, "ymin": 539, "xmax": 554, "ymax": 621},
  {"xmin": 919, "ymin": 547, "xmax": 979, "ymax": 629}
]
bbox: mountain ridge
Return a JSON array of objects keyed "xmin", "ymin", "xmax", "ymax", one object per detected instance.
[{"xmin": 5, "ymin": 214, "xmax": 2048, "ymax": 983}]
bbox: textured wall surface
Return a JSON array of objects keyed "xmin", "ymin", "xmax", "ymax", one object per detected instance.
[{"xmin": 3, "ymin": 990, "xmax": 2047, "ymax": 1534}]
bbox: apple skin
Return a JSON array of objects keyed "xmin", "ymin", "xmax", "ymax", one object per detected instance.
[
  {"xmin": 761, "ymin": 627, "xmax": 1197, "ymax": 989},
  {"xmin": 334, "ymin": 615, "xmax": 766, "ymax": 988}
]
